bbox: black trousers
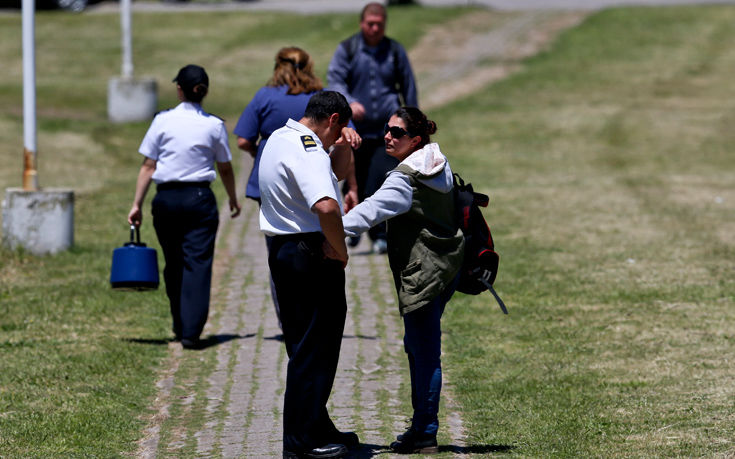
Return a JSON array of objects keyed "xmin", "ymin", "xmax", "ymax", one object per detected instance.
[
  {"xmin": 152, "ymin": 183, "xmax": 218, "ymax": 341},
  {"xmin": 353, "ymin": 138, "xmax": 398, "ymax": 242},
  {"xmin": 269, "ymin": 233, "xmax": 347, "ymax": 453}
]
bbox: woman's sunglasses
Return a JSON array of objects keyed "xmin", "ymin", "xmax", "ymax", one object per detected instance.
[{"xmin": 384, "ymin": 124, "xmax": 414, "ymax": 139}]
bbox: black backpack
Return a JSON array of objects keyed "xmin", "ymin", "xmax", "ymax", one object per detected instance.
[{"xmin": 454, "ymin": 173, "xmax": 508, "ymax": 314}]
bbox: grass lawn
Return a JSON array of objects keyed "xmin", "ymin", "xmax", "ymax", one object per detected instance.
[
  {"xmin": 438, "ymin": 5, "xmax": 735, "ymax": 457},
  {"xmin": 1, "ymin": 3, "xmax": 734, "ymax": 457}
]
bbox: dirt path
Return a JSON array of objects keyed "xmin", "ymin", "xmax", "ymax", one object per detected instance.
[
  {"xmin": 412, "ymin": 9, "xmax": 586, "ymax": 110},
  {"xmin": 135, "ymin": 8, "xmax": 586, "ymax": 458}
]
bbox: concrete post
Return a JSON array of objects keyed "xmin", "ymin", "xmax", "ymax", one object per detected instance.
[
  {"xmin": 107, "ymin": 0, "xmax": 158, "ymax": 123},
  {"xmin": 2, "ymin": 188, "xmax": 74, "ymax": 255},
  {"xmin": 107, "ymin": 77, "xmax": 158, "ymax": 123}
]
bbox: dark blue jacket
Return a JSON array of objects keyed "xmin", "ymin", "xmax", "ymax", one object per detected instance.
[{"xmin": 327, "ymin": 33, "xmax": 418, "ymax": 139}]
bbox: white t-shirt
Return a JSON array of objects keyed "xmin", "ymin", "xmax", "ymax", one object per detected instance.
[
  {"xmin": 258, "ymin": 119, "xmax": 342, "ymax": 236},
  {"xmin": 139, "ymin": 102, "xmax": 232, "ymax": 184}
]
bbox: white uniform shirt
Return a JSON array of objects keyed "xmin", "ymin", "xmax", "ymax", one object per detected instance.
[
  {"xmin": 139, "ymin": 102, "xmax": 232, "ymax": 184},
  {"xmin": 259, "ymin": 118, "xmax": 342, "ymax": 236}
]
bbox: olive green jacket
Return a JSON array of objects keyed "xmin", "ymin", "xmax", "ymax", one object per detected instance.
[{"xmin": 388, "ymin": 161, "xmax": 465, "ymax": 316}]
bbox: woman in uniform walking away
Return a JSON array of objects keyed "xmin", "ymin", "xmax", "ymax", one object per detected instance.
[{"xmin": 128, "ymin": 64, "xmax": 241, "ymax": 350}]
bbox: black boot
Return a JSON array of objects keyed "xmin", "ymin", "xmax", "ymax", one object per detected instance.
[{"xmin": 389, "ymin": 428, "xmax": 438, "ymax": 454}]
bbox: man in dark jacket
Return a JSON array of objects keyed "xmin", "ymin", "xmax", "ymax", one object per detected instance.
[{"xmin": 327, "ymin": 2, "xmax": 418, "ymax": 253}]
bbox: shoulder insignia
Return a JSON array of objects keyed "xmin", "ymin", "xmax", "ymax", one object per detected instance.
[
  {"xmin": 153, "ymin": 107, "xmax": 173, "ymax": 118},
  {"xmin": 300, "ymin": 135, "xmax": 318, "ymax": 151}
]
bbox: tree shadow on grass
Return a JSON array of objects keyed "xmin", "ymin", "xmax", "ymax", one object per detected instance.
[
  {"xmin": 123, "ymin": 333, "xmax": 255, "ymax": 349},
  {"xmin": 346, "ymin": 442, "xmax": 514, "ymax": 457}
]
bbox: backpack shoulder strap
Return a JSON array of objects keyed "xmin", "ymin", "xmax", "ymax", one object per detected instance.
[
  {"xmin": 386, "ymin": 36, "xmax": 405, "ymax": 104},
  {"xmin": 340, "ymin": 33, "xmax": 362, "ymax": 64}
]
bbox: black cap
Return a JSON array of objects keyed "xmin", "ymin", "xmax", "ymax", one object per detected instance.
[{"xmin": 172, "ymin": 64, "xmax": 209, "ymax": 92}]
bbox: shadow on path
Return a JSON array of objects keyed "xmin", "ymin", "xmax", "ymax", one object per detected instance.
[
  {"xmin": 123, "ymin": 333, "xmax": 255, "ymax": 349},
  {"xmin": 345, "ymin": 442, "xmax": 514, "ymax": 457}
]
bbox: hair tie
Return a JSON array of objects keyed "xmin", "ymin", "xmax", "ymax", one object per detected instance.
[{"xmin": 280, "ymin": 57, "xmax": 305, "ymax": 71}]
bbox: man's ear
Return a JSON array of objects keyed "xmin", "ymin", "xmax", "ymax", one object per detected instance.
[{"xmin": 328, "ymin": 112, "xmax": 341, "ymax": 128}]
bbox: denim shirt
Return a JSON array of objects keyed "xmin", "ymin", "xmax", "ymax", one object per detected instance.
[{"xmin": 327, "ymin": 34, "xmax": 418, "ymax": 138}]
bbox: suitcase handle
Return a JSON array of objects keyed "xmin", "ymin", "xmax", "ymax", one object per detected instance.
[{"xmin": 125, "ymin": 224, "xmax": 147, "ymax": 247}]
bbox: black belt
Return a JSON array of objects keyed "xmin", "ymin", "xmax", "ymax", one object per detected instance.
[
  {"xmin": 272, "ymin": 232, "xmax": 323, "ymax": 244},
  {"xmin": 157, "ymin": 181, "xmax": 210, "ymax": 191}
]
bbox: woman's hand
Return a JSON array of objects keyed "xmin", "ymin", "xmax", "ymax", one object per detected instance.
[
  {"xmin": 229, "ymin": 198, "xmax": 242, "ymax": 218},
  {"xmin": 128, "ymin": 157, "xmax": 156, "ymax": 227},
  {"xmin": 128, "ymin": 206, "xmax": 142, "ymax": 226},
  {"xmin": 343, "ymin": 188, "xmax": 358, "ymax": 213}
]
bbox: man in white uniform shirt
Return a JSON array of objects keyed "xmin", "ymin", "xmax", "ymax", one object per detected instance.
[{"xmin": 259, "ymin": 91, "xmax": 361, "ymax": 459}]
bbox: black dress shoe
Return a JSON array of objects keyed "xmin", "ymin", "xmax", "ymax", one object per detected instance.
[
  {"xmin": 328, "ymin": 431, "xmax": 359, "ymax": 449},
  {"xmin": 389, "ymin": 428, "xmax": 438, "ymax": 454},
  {"xmin": 181, "ymin": 338, "xmax": 201, "ymax": 350},
  {"xmin": 282, "ymin": 443, "xmax": 347, "ymax": 459}
]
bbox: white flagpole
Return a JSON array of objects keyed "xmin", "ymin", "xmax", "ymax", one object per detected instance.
[
  {"xmin": 22, "ymin": 0, "xmax": 38, "ymax": 190},
  {"xmin": 121, "ymin": 0, "xmax": 133, "ymax": 79}
]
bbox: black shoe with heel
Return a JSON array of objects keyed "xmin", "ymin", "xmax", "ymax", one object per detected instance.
[{"xmin": 389, "ymin": 428, "xmax": 438, "ymax": 454}]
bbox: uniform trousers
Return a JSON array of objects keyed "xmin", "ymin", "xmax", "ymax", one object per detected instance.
[
  {"xmin": 353, "ymin": 138, "xmax": 398, "ymax": 242},
  {"xmin": 269, "ymin": 232, "xmax": 347, "ymax": 453},
  {"xmin": 152, "ymin": 182, "xmax": 219, "ymax": 341}
]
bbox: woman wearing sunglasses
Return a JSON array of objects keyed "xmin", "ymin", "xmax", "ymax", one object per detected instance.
[{"xmin": 342, "ymin": 106, "xmax": 465, "ymax": 454}]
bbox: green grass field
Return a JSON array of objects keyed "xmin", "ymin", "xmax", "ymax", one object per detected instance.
[{"xmin": 1, "ymin": 4, "xmax": 734, "ymax": 457}]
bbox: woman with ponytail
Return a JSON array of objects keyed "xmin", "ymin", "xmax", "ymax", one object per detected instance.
[
  {"xmin": 341, "ymin": 106, "xmax": 464, "ymax": 454},
  {"xmin": 128, "ymin": 64, "xmax": 241, "ymax": 350}
]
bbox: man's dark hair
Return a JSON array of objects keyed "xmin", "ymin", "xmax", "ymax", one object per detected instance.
[{"xmin": 304, "ymin": 91, "xmax": 352, "ymax": 125}]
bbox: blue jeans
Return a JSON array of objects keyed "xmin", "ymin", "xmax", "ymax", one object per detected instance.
[{"xmin": 402, "ymin": 275, "xmax": 459, "ymax": 436}]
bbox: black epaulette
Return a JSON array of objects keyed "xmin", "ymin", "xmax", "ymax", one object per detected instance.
[
  {"xmin": 153, "ymin": 107, "xmax": 173, "ymax": 118},
  {"xmin": 300, "ymin": 135, "xmax": 319, "ymax": 152}
]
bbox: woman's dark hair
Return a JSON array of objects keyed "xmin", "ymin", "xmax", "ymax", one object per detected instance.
[
  {"xmin": 174, "ymin": 64, "xmax": 209, "ymax": 103},
  {"xmin": 394, "ymin": 106, "xmax": 437, "ymax": 149},
  {"xmin": 268, "ymin": 47, "xmax": 323, "ymax": 95},
  {"xmin": 182, "ymin": 84, "xmax": 208, "ymax": 103}
]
